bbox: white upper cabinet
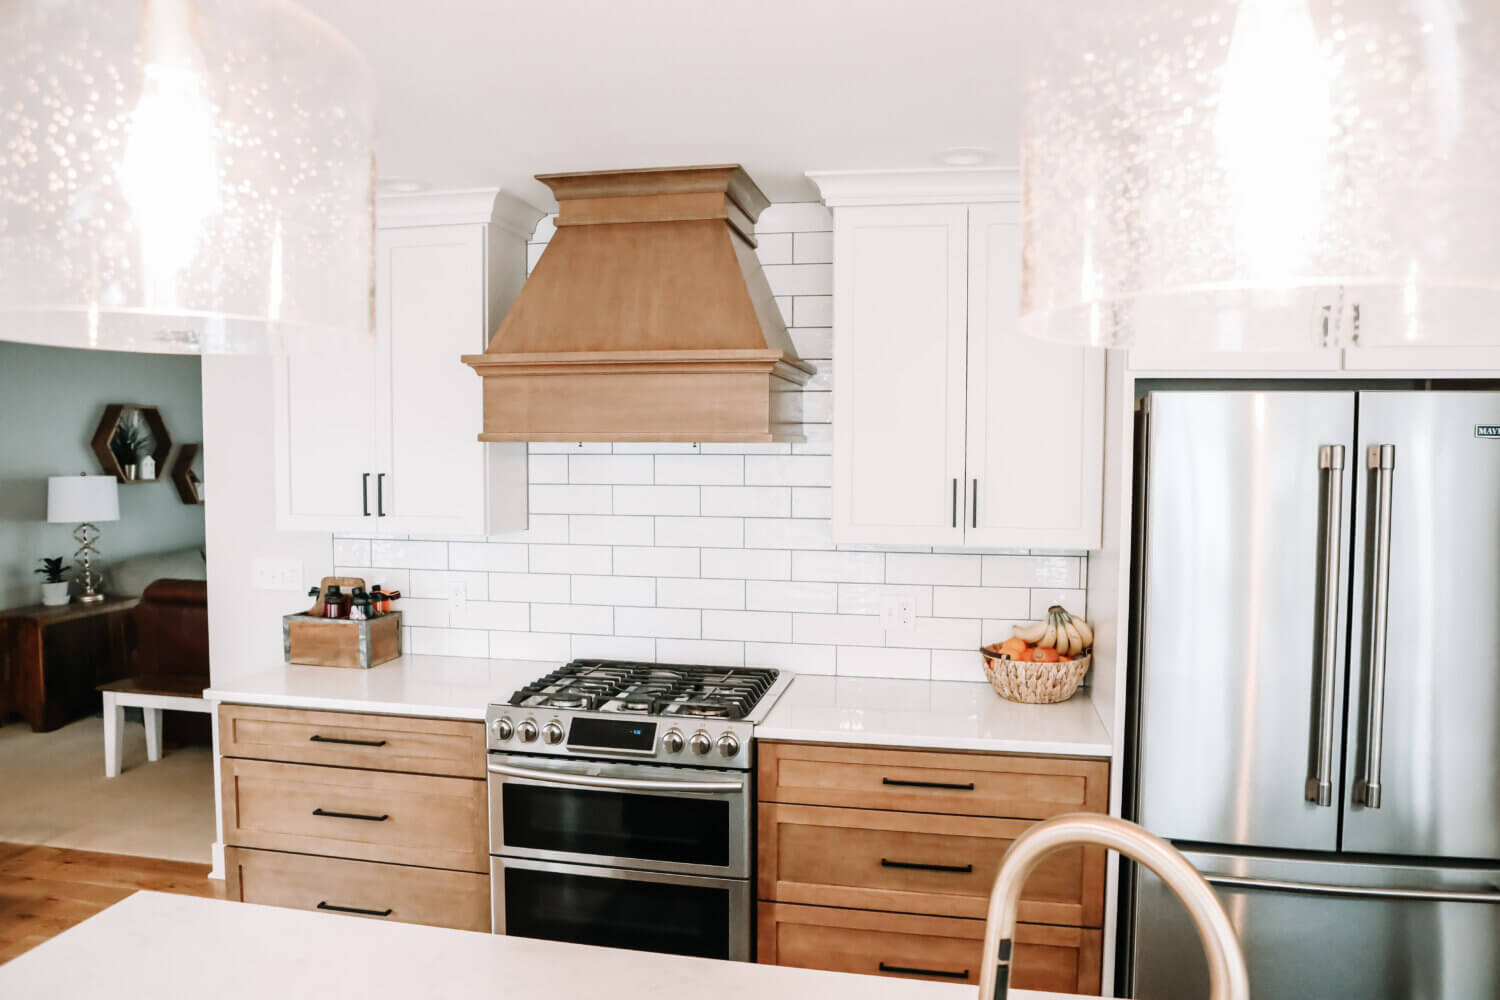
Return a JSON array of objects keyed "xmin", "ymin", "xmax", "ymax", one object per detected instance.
[
  {"xmin": 273, "ymin": 190, "xmax": 540, "ymax": 536},
  {"xmin": 811, "ymin": 170, "xmax": 1106, "ymax": 550}
]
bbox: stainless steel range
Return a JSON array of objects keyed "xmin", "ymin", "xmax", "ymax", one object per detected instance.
[{"xmin": 484, "ymin": 658, "xmax": 792, "ymax": 961}]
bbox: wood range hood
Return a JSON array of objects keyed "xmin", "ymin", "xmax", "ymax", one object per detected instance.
[{"xmin": 462, "ymin": 164, "xmax": 816, "ymax": 442}]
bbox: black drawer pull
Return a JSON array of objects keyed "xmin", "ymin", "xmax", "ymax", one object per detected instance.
[
  {"xmin": 880, "ymin": 858, "xmax": 973, "ymax": 874},
  {"xmin": 312, "ymin": 808, "xmax": 389, "ymax": 822},
  {"xmin": 882, "ymin": 777, "xmax": 975, "ymax": 791},
  {"xmin": 879, "ymin": 962, "xmax": 970, "ymax": 980},
  {"xmin": 317, "ymin": 901, "xmax": 393, "ymax": 917},
  {"xmin": 309, "ymin": 734, "xmax": 388, "ymax": 747}
]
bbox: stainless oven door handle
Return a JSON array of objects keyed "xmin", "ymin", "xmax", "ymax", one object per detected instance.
[{"xmin": 486, "ymin": 761, "xmax": 744, "ymax": 794}]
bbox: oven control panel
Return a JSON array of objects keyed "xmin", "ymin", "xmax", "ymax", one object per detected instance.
[{"xmin": 486, "ymin": 707, "xmax": 756, "ymax": 769}]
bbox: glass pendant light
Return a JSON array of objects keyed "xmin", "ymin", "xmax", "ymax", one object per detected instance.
[
  {"xmin": 0, "ymin": 0, "xmax": 376, "ymax": 354},
  {"xmin": 1020, "ymin": 0, "xmax": 1500, "ymax": 350}
]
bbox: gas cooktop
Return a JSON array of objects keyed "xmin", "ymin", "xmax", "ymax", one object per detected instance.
[{"xmin": 485, "ymin": 658, "xmax": 793, "ymax": 768}]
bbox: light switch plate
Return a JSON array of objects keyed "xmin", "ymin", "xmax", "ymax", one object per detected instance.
[{"xmin": 252, "ymin": 558, "xmax": 304, "ymax": 592}]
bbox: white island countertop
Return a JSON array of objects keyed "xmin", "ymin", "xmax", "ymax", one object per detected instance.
[{"xmin": 0, "ymin": 891, "xmax": 1096, "ymax": 1000}]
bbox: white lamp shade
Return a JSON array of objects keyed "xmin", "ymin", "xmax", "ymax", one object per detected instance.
[{"xmin": 48, "ymin": 476, "xmax": 121, "ymax": 524}]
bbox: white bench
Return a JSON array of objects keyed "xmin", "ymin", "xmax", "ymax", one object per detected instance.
[{"xmin": 98, "ymin": 678, "xmax": 212, "ymax": 777}]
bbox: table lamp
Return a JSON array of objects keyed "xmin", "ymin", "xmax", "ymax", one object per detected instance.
[{"xmin": 47, "ymin": 475, "xmax": 120, "ymax": 603}]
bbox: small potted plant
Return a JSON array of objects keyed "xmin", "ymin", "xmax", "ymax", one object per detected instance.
[
  {"xmin": 110, "ymin": 410, "xmax": 152, "ymax": 480},
  {"xmin": 35, "ymin": 557, "xmax": 71, "ymax": 606}
]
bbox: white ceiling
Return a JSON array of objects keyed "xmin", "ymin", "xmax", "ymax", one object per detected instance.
[{"xmin": 302, "ymin": 0, "xmax": 1024, "ymax": 210}]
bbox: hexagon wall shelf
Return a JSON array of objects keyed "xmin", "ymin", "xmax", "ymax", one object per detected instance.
[
  {"xmin": 172, "ymin": 443, "xmax": 204, "ymax": 505},
  {"xmin": 90, "ymin": 404, "xmax": 172, "ymax": 483}
]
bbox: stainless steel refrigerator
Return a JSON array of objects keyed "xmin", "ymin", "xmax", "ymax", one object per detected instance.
[{"xmin": 1127, "ymin": 389, "xmax": 1500, "ymax": 999}]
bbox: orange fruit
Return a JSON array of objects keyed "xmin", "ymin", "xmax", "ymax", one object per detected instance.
[
  {"xmin": 998, "ymin": 637, "xmax": 1028, "ymax": 659},
  {"xmin": 1029, "ymin": 646, "xmax": 1061, "ymax": 663}
]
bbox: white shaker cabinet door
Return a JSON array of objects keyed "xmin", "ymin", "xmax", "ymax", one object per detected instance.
[
  {"xmin": 832, "ymin": 204, "xmax": 970, "ymax": 546},
  {"xmin": 272, "ymin": 346, "xmax": 378, "ymax": 532},
  {"xmin": 963, "ymin": 203, "xmax": 1104, "ymax": 550}
]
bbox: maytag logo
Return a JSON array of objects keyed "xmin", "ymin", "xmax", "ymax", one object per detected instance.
[{"xmin": 1478, "ymin": 425, "xmax": 1500, "ymax": 439}]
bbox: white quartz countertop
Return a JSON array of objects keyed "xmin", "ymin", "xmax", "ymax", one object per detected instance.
[
  {"xmin": 0, "ymin": 892, "xmax": 1094, "ymax": 1000},
  {"xmin": 756, "ymin": 675, "xmax": 1112, "ymax": 757},
  {"xmin": 204, "ymin": 655, "xmax": 1112, "ymax": 758}
]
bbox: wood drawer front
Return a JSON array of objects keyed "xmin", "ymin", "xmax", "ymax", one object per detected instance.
[
  {"xmin": 758, "ymin": 902, "xmax": 1102, "ymax": 996},
  {"xmin": 221, "ymin": 758, "xmax": 488, "ymax": 873},
  {"xmin": 758, "ymin": 803, "xmax": 1104, "ymax": 927},
  {"xmin": 759, "ymin": 742, "xmax": 1108, "ymax": 819},
  {"xmin": 219, "ymin": 704, "xmax": 484, "ymax": 778},
  {"xmin": 225, "ymin": 847, "xmax": 490, "ymax": 932}
]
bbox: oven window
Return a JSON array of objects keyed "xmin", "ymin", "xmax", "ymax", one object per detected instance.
[
  {"xmin": 504, "ymin": 865, "xmax": 731, "ymax": 960},
  {"xmin": 502, "ymin": 782, "xmax": 731, "ymax": 867}
]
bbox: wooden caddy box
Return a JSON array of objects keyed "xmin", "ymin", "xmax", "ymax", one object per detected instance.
[{"xmin": 283, "ymin": 577, "xmax": 402, "ymax": 670}]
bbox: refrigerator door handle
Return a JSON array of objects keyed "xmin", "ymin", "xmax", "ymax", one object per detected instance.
[
  {"xmin": 1306, "ymin": 444, "xmax": 1345, "ymax": 807},
  {"xmin": 1205, "ymin": 873, "xmax": 1500, "ymax": 904},
  {"xmin": 1355, "ymin": 444, "xmax": 1396, "ymax": 809}
]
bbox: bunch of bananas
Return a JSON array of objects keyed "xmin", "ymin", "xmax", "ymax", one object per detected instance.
[{"xmin": 1013, "ymin": 605, "xmax": 1093, "ymax": 657}]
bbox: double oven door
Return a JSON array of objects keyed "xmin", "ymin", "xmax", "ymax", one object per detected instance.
[{"xmin": 487, "ymin": 752, "xmax": 752, "ymax": 961}]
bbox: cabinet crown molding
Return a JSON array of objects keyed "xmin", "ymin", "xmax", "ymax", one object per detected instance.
[
  {"xmin": 807, "ymin": 167, "xmax": 1020, "ymax": 207},
  {"xmin": 377, "ymin": 188, "xmax": 546, "ymax": 238}
]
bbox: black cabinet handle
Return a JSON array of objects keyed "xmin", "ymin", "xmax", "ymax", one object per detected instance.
[
  {"xmin": 317, "ymin": 901, "xmax": 393, "ymax": 917},
  {"xmin": 312, "ymin": 808, "xmax": 389, "ymax": 822},
  {"xmin": 882, "ymin": 777, "xmax": 975, "ymax": 791},
  {"xmin": 971, "ymin": 478, "xmax": 978, "ymax": 528},
  {"xmin": 310, "ymin": 734, "xmax": 387, "ymax": 748},
  {"xmin": 376, "ymin": 472, "xmax": 386, "ymax": 516},
  {"xmin": 879, "ymin": 962, "xmax": 970, "ymax": 981},
  {"xmin": 881, "ymin": 858, "xmax": 973, "ymax": 873},
  {"xmin": 362, "ymin": 473, "xmax": 370, "ymax": 516},
  {"xmin": 950, "ymin": 478, "xmax": 957, "ymax": 527}
]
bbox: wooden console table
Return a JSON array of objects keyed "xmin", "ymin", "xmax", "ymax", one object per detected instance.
[{"xmin": 0, "ymin": 597, "xmax": 138, "ymax": 731}]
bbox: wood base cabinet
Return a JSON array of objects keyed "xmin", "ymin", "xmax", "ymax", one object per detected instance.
[
  {"xmin": 759, "ymin": 902, "xmax": 1102, "ymax": 996},
  {"xmin": 225, "ymin": 847, "xmax": 491, "ymax": 932}
]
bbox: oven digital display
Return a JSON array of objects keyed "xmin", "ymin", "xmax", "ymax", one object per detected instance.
[{"xmin": 568, "ymin": 717, "xmax": 658, "ymax": 752}]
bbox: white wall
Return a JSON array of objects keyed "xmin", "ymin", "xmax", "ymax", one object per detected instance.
[
  {"xmin": 201, "ymin": 354, "xmax": 333, "ymax": 683},
  {"xmin": 0, "ymin": 342, "xmax": 205, "ymax": 607}
]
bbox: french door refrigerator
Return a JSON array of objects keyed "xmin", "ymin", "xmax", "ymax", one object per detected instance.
[{"xmin": 1127, "ymin": 390, "xmax": 1500, "ymax": 999}]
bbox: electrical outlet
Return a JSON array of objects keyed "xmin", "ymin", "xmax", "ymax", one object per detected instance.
[
  {"xmin": 252, "ymin": 558, "xmax": 304, "ymax": 592},
  {"xmin": 448, "ymin": 579, "xmax": 470, "ymax": 612},
  {"xmin": 881, "ymin": 594, "xmax": 916, "ymax": 633}
]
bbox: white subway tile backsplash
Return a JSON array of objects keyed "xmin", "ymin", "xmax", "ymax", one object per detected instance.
[
  {"xmin": 570, "ymin": 575, "xmax": 655, "ymax": 607},
  {"xmin": 793, "ymin": 612, "xmax": 884, "ymax": 647},
  {"xmin": 530, "ymin": 484, "xmax": 612, "ymax": 515},
  {"xmin": 655, "ymin": 639, "xmax": 745, "ymax": 667},
  {"xmin": 531, "ymin": 603, "xmax": 613, "ymax": 635},
  {"xmin": 703, "ymin": 610, "xmax": 791, "ymax": 643},
  {"xmin": 352, "ymin": 201, "xmax": 1089, "ymax": 684},
  {"xmin": 569, "ymin": 515, "xmax": 653, "ymax": 546},
  {"xmin": 792, "ymin": 550, "xmax": 884, "ymax": 583},
  {"xmin": 613, "ymin": 485, "xmax": 699, "ymax": 515},
  {"xmin": 370, "ymin": 539, "xmax": 447, "ymax": 570},
  {"xmin": 981, "ymin": 619, "xmax": 1030, "ymax": 645},
  {"xmin": 886, "ymin": 553, "xmax": 981, "ymax": 586},
  {"xmin": 654, "ymin": 516, "xmax": 744, "ymax": 548},
  {"xmin": 488, "ymin": 572, "xmax": 570, "ymax": 604},
  {"xmin": 528, "ymin": 544, "xmax": 611, "ymax": 575},
  {"xmin": 449, "ymin": 542, "xmax": 527, "ymax": 573},
  {"xmin": 701, "ymin": 486, "xmax": 790, "ymax": 517},
  {"xmin": 701, "ymin": 548, "xmax": 791, "ymax": 581},
  {"xmin": 654, "ymin": 455, "xmax": 744, "ymax": 486},
  {"xmin": 838, "ymin": 646, "xmax": 930, "ymax": 679},
  {"xmin": 657, "ymin": 577, "xmax": 744, "ymax": 610},
  {"xmin": 569, "ymin": 454, "xmax": 653, "ymax": 485},
  {"xmin": 745, "ymin": 642, "xmax": 836, "ymax": 674},
  {"xmin": 746, "ymin": 580, "xmax": 838, "ymax": 614},
  {"xmin": 613, "ymin": 546, "xmax": 699, "ymax": 578},
  {"xmin": 616, "ymin": 607, "xmax": 699, "ymax": 639}
]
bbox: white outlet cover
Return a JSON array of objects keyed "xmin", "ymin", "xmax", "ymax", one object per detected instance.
[{"xmin": 252, "ymin": 558, "xmax": 304, "ymax": 592}]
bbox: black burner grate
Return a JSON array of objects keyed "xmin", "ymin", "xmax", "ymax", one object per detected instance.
[{"xmin": 508, "ymin": 658, "xmax": 780, "ymax": 720}]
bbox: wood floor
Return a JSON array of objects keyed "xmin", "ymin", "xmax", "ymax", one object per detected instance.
[{"xmin": 0, "ymin": 843, "xmax": 225, "ymax": 964}]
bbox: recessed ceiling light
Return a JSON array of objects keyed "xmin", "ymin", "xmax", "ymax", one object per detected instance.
[
  {"xmin": 377, "ymin": 178, "xmax": 428, "ymax": 194},
  {"xmin": 935, "ymin": 147, "xmax": 993, "ymax": 167}
]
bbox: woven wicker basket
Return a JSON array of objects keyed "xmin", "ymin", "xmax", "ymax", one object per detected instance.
[{"xmin": 981, "ymin": 646, "xmax": 1090, "ymax": 704}]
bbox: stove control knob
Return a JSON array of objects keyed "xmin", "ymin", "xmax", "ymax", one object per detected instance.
[
  {"xmin": 689, "ymin": 730, "xmax": 713, "ymax": 756},
  {"xmin": 491, "ymin": 717, "xmax": 514, "ymax": 742},
  {"xmin": 661, "ymin": 729, "xmax": 685, "ymax": 754},
  {"xmin": 716, "ymin": 733, "xmax": 740, "ymax": 758},
  {"xmin": 542, "ymin": 721, "xmax": 565, "ymax": 745},
  {"xmin": 517, "ymin": 719, "xmax": 539, "ymax": 743}
]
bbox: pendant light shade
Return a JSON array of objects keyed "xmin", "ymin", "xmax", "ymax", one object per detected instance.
[
  {"xmin": 1020, "ymin": 0, "xmax": 1500, "ymax": 351},
  {"xmin": 0, "ymin": 0, "xmax": 376, "ymax": 354}
]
